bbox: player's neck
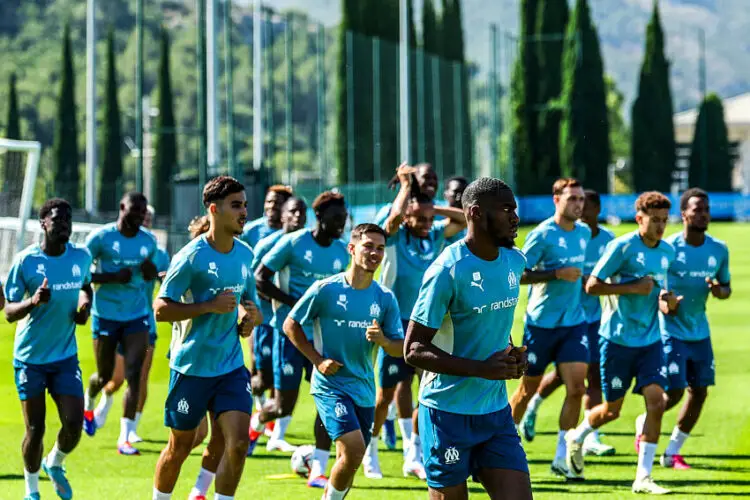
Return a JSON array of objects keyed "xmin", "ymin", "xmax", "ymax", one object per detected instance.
[
  {"xmin": 588, "ymin": 224, "xmax": 600, "ymax": 238},
  {"xmin": 345, "ymin": 266, "xmax": 373, "ymax": 290},
  {"xmin": 683, "ymin": 228, "xmax": 706, "ymax": 247},
  {"xmin": 464, "ymin": 232, "xmax": 499, "ymax": 261},
  {"xmin": 638, "ymin": 230, "xmax": 660, "ymax": 249},
  {"xmin": 205, "ymin": 226, "xmax": 235, "ymax": 254},
  {"xmin": 553, "ymin": 213, "xmax": 575, "ymax": 231},
  {"xmin": 267, "ymin": 217, "xmax": 282, "ymax": 230},
  {"xmin": 40, "ymin": 238, "xmax": 66, "ymax": 257},
  {"xmin": 116, "ymin": 218, "xmax": 138, "ymax": 238},
  {"xmin": 312, "ymin": 227, "xmax": 333, "ymax": 247}
]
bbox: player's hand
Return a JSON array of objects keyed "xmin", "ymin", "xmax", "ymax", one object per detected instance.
[
  {"xmin": 554, "ymin": 267, "xmax": 582, "ymax": 282},
  {"xmin": 396, "ymin": 162, "xmax": 417, "ymax": 187},
  {"xmin": 706, "ymin": 277, "xmax": 725, "ymax": 298},
  {"xmin": 317, "ymin": 358, "xmax": 343, "ymax": 376},
  {"xmin": 115, "ymin": 268, "xmax": 133, "ymax": 284},
  {"xmin": 74, "ymin": 301, "xmax": 91, "ymax": 325},
  {"xmin": 237, "ymin": 301, "xmax": 259, "ymax": 338},
  {"xmin": 140, "ymin": 259, "xmax": 158, "ymax": 281},
  {"xmin": 632, "ymin": 276, "xmax": 655, "ymax": 296},
  {"xmin": 209, "ymin": 290, "xmax": 237, "ymax": 314},
  {"xmin": 660, "ymin": 290, "xmax": 683, "ymax": 312},
  {"xmin": 508, "ymin": 344, "xmax": 528, "ymax": 378},
  {"xmin": 479, "ymin": 346, "xmax": 521, "ymax": 381},
  {"xmin": 365, "ymin": 319, "xmax": 387, "ymax": 347},
  {"xmin": 31, "ymin": 278, "xmax": 50, "ymax": 306}
]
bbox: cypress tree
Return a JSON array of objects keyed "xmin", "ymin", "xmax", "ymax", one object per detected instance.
[
  {"xmin": 3, "ymin": 73, "xmax": 23, "ymax": 191},
  {"xmin": 451, "ymin": 0, "xmax": 473, "ymax": 177},
  {"xmin": 535, "ymin": 0, "xmax": 568, "ymax": 185},
  {"xmin": 438, "ymin": 0, "xmax": 456, "ymax": 177},
  {"xmin": 420, "ymin": 0, "xmax": 439, "ymax": 167},
  {"xmin": 153, "ymin": 27, "xmax": 178, "ymax": 216},
  {"xmin": 98, "ymin": 28, "xmax": 123, "ymax": 213},
  {"xmin": 631, "ymin": 1, "xmax": 675, "ymax": 193},
  {"xmin": 53, "ymin": 22, "xmax": 80, "ymax": 207},
  {"xmin": 559, "ymin": 0, "xmax": 610, "ymax": 192},
  {"xmin": 511, "ymin": 0, "xmax": 541, "ymax": 194},
  {"xmin": 689, "ymin": 93, "xmax": 732, "ymax": 191},
  {"xmin": 336, "ymin": 0, "xmax": 355, "ymax": 183}
]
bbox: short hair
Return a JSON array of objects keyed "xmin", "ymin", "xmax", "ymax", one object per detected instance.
[
  {"xmin": 39, "ymin": 198, "xmax": 71, "ymax": 220},
  {"xmin": 461, "ymin": 177, "xmax": 512, "ymax": 208},
  {"xmin": 203, "ymin": 176, "xmax": 245, "ymax": 207},
  {"xmin": 635, "ymin": 191, "xmax": 671, "ymax": 213},
  {"xmin": 584, "ymin": 189, "xmax": 601, "ymax": 207},
  {"xmin": 312, "ymin": 190, "xmax": 346, "ymax": 213},
  {"xmin": 121, "ymin": 191, "xmax": 147, "ymax": 206},
  {"xmin": 282, "ymin": 196, "xmax": 307, "ymax": 212},
  {"xmin": 351, "ymin": 223, "xmax": 386, "ymax": 242},
  {"xmin": 188, "ymin": 215, "xmax": 210, "ymax": 239},
  {"xmin": 268, "ymin": 184, "xmax": 293, "ymax": 198},
  {"xmin": 146, "ymin": 204, "xmax": 155, "ymax": 217},
  {"xmin": 680, "ymin": 187, "xmax": 709, "ymax": 211},
  {"xmin": 552, "ymin": 177, "xmax": 582, "ymax": 196},
  {"xmin": 445, "ymin": 175, "xmax": 468, "ymax": 187},
  {"xmin": 410, "ymin": 192, "xmax": 433, "ymax": 205}
]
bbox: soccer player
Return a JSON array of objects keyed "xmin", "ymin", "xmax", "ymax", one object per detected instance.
[
  {"xmin": 365, "ymin": 164, "xmax": 466, "ymax": 480},
  {"xmin": 517, "ymin": 189, "xmax": 617, "ymax": 457},
  {"xmin": 249, "ymin": 197, "xmax": 308, "ymax": 420},
  {"xmin": 152, "ymin": 176, "xmax": 261, "ymax": 500},
  {"xmin": 566, "ymin": 191, "xmax": 680, "ymax": 494},
  {"xmin": 649, "ymin": 188, "xmax": 730, "ymax": 469},
  {"xmin": 251, "ymin": 191, "xmax": 349, "ymax": 487},
  {"xmin": 83, "ymin": 192, "xmax": 159, "ymax": 455},
  {"xmin": 405, "ymin": 177, "xmax": 531, "ymax": 500},
  {"xmin": 6, "ymin": 198, "xmax": 93, "ymax": 500},
  {"xmin": 374, "ymin": 163, "xmax": 439, "ymax": 226},
  {"xmin": 284, "ymin": 223, "xmax": 405, "ymax": 500},
  {"xmin": 442, "ymin": 175, "xmax": 469, "ymax": 246},
  {"xmin": 241, "ymin": 185, "xmax": 293, "ymax": 248},
  {"xmin": 92, "ymin": 204, "xmax": 171, "ymax": 443},
  {"xmin": 508, "ymin": 178, "xmax": 591, "ymax": 479}
]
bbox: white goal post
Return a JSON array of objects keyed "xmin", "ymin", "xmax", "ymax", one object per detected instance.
[{"xmin": 0, "ymin": 138, "xmax": 42, "ymax": 252}]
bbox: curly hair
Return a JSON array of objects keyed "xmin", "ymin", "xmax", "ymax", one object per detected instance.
[
  {"xmin": 680, "ymin": 187, "xmax": 708, "ymax": 211},
  {"xmin": 203, "ymin": 176, "xmax": 245, "ymax": 207},
  {"xmin": 635, "ymin": 191, "xmax": 671, "ymax": 213},
  {"xmin": 188, "ymin": 215, "xmax": 210, "ymax": 239},
  {"xmin": 39, "ymin": 198, "xmax": 71, "ymax": 220}
]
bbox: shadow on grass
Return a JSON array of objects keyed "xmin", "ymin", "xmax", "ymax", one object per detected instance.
[
  {"xmin": 355, "ymin": 484, "xmax": 571, "ymax": 494},
  {"xmin": 0, "ymin": 474, "xmax": 25, "ymax": 481}
]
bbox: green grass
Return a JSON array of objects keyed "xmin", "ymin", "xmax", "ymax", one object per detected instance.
[{"xmin": 1, "ymin": 223, "xmax": 749, "ymax": 499}]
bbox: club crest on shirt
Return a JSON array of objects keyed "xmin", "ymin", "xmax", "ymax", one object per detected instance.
[
  {"xmin": 369, "ymin": 302, "xmax": 381, "ymax": 318},
  {"xmin": 140, "ymin": 246, "xmax": 149, "ymax": 258},
  {"xmin": 580, "ymin": 238, "xmax": 586, "ymax": 250},
  {"xmin": 241, "ymin": 264, "xmax": 249, "ymax": 280},
  {"xmin": 71, "ymin": 264, "xmax": 81, "ymax": 277},
  {"xmin": 333, "ymin": 259, "xmax": 343, "ymax": 271},
  {"xmin": 508, "ymin": 271, "xmax": 518, "ymax": 289},
  {"xmin": 708, "ymin": 256, "xmax": 717, "ymax": 268},
  {"xmin": 661, "ymin": 257, "xmax": 669, "ymax": 270}
]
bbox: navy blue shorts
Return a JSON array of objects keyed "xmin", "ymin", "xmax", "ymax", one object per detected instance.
[
  {"xmin": 523, "ymin": 322, "xmax": 590, "ymax": 377},
  {"xmin": 313, "ymin": 392, "xmax": 374, "ymax": 446},
  {"xmin": 164, "ymin": 366, "xmax": 252, "ymax": 430},
  {"xmin": 14, "ymin": 355, "xmax": 83, "ymax": 401},
  {"xmin": 586, "ymin": 321, "xmax": 602, "ymax": 365},
  {"xmin": 253, "ymin": 324, "xmax": 275, "ymax": 373},
  {"xmin": 419, "ymin": 404, "xmax": 528, "ymax": 489},
  {"xmin": 92, "ymin": 315, "xmax": 150, "ymax": 344},
  {"xmin": 273, "ymin": 330, "xmax": 312, "ymax": 391},
  {"xmin": 663, "ymin": 336, "xmax": 715, "ymax": 390},
  {"xmin": 376, "ymin": 320, "xmax": 413, "ymax": 389},
  {"xmin": 600, "ymin": 338, "xmax": 667, "ymax": 402}
]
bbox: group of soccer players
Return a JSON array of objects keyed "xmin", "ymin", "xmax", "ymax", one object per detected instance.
[{"xmin": 4, "ymin": 163, "xmax": 731, "ymax": 500}]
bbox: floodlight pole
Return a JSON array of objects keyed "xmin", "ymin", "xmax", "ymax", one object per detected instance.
[
  {"xmin": 399, "ymin": 0, "xmax": 411, "ymax": 163},
  {"xmin": 253, "ymin": 0, "xmax": 264, "ymax": 171},
  {"xmin": 85, "ymin": 0, "xmax": 97, "ymax": 214},
  {"xmin": 135, "ymin": 0, "xmax": 144, "ymax": 192},
  {"xmin": 207, "ymin": 0, "xmax": 220, "ymax": 173}
]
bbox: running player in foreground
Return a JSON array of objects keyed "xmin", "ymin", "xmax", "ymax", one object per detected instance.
[
  {"xmin": 517, "ymin": 189, "xmax": 616, "ymax": 457},
  {"xmin": 366, "ymin": 164, "xmax": 466, "ymax": 480},
  {"xmin": 251, "ymin": 191, "xmax": 349, "ymax": 488},
  {"xmin": 405, "ymin": 177, "xmax": 532, "ymax": 500},
  {"xmin": 646, "ymin": 188, "xmax": 731, "ymax": 469},
  {"xmin": 6, "ymin": 198, "xmax": 93, "ymax": 500},
  {"xmin": 83, "ymin": 192, "xmax": 159, "ymax": 455},
  {"xmin": 566, "ymin": 191, "xmax": 680, "ymax": 495},
  {"xmin": 509, "ymin": 178, "xmax": 591, "ymax": 480},
  {"xmin": 285, "ymin": 223, "xmax": 404, "ymax": 500},
  {"xmin": 240, "ymin": 185, "xmax": 293, "ymax": 248},
  {"xmin": 152, "ymin": 176, "xmax": 261, "ymax": 500},
  {"xmin": 92, "ymin": 205, "xmax": 170, "ymax": 443}
]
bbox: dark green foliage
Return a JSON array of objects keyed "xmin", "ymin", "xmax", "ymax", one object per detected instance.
[
  {"xmin": 98, "ymin": 28, "xmax": 123, "ymax": 212},
  {"xmin": 3, "ymin": 73, "xmax": 23, "ymax": 192},
  {"xmin": 53, "ymin": 23, "xmax": 80, "ymax": 207},
  {"xmin": 559, "ymin": 0, "xmax": 610, "ymax": 192},
  {"xmin": 689, "ymin": 93, "xmax": 732, "ymax": 191},
  {"xmin": 336, "ymin": 0, "xmax": 359, "ymax": 183},
  {"xmin": 535, "ymin": 0, "xmax": 568, "ymax": 185},
  {"xmin": 631, "ymin": 1, "xmax": 675, "ymax": 193},
  {"xmin": 153, "ymin": 27, "xmax": 178, "ymax": 215},
  {"xmin": 419, "ymin": 0, "xmax": 439, "ymax": 167}
]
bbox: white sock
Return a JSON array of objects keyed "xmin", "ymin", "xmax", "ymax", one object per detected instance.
[
  {"xmin": 571, "ymin": 414, "xmax": 595, "ymax": 444},
  {"xmin": 554, "ymin": 430, "xmax": 567, "ymax": 463},
  {"xmin": 406, "ymin": 433, "xmax": 422, "ymax": 463},
  {"xmin": 84, "ymin": 392, "xmax": 95, "ymax": 412},
  {"xmin": 191, "ymin": 467, "xmax": 216, "ymax": 496},
  {"xmin": 310, "ymin": 448, "xmax": 330, "ymax": 478},
  {"xmin": 119, "ymin": 417, "xmax": 136, "ymax": 445},
  {"xmin": 365, "ymin": 436, "xmax": 379, "ymax": 463},
  {"xmin": 527, "ymin": 393, "xmax": 545, "ymax": 413},
  {"xmin": 134, "ymin": 411, "xmax": 142, "ymax": 429},
  {"xmin": 152, "ymin": 488, "xmax": 172, "ymax": 500},
  {"xmin": 254, "ymin": 394, "xmax": 266, "ymax": 412},
  {"xmin": 94, "ymin": 392, "xmax": 114, "ymax": 424},
  {"xmin": 215, "ymin": 494, "xmax": 234, "ymax": 500},
  {"xmin": 250, "ymin": 411, "xmax": 264, "ymax": 433},
  {"xmin": 583, "ymin": 410, "xmax": 600, "ymax": 440},
  {"xmin": 271, "ymin": 415, "xmax": 291, "ymax": 441},
  {"xmin": 636, "ymin": 442, "xmax": 657, "ymax": 480},
  {"xmin": 665, "ymin": 427, "xmax": 689, "ymax": 456},
  {"xmin": 46, "ymin": 442, "xmax": 67, "ymax": 468},
  {"xmin": 398, "ymin": 418, "xmax": 413, "ymax": 457},
  {"xmin": 386, "ymin": 402, "xmax": 397, "ymax": 421},
  {"xmin": 324, "ymin": 483, "xmax": 348, "ymax": 500},
  {"xmin": 24, "ymin": 469, "xmax": 39, "ymax": 496}
]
